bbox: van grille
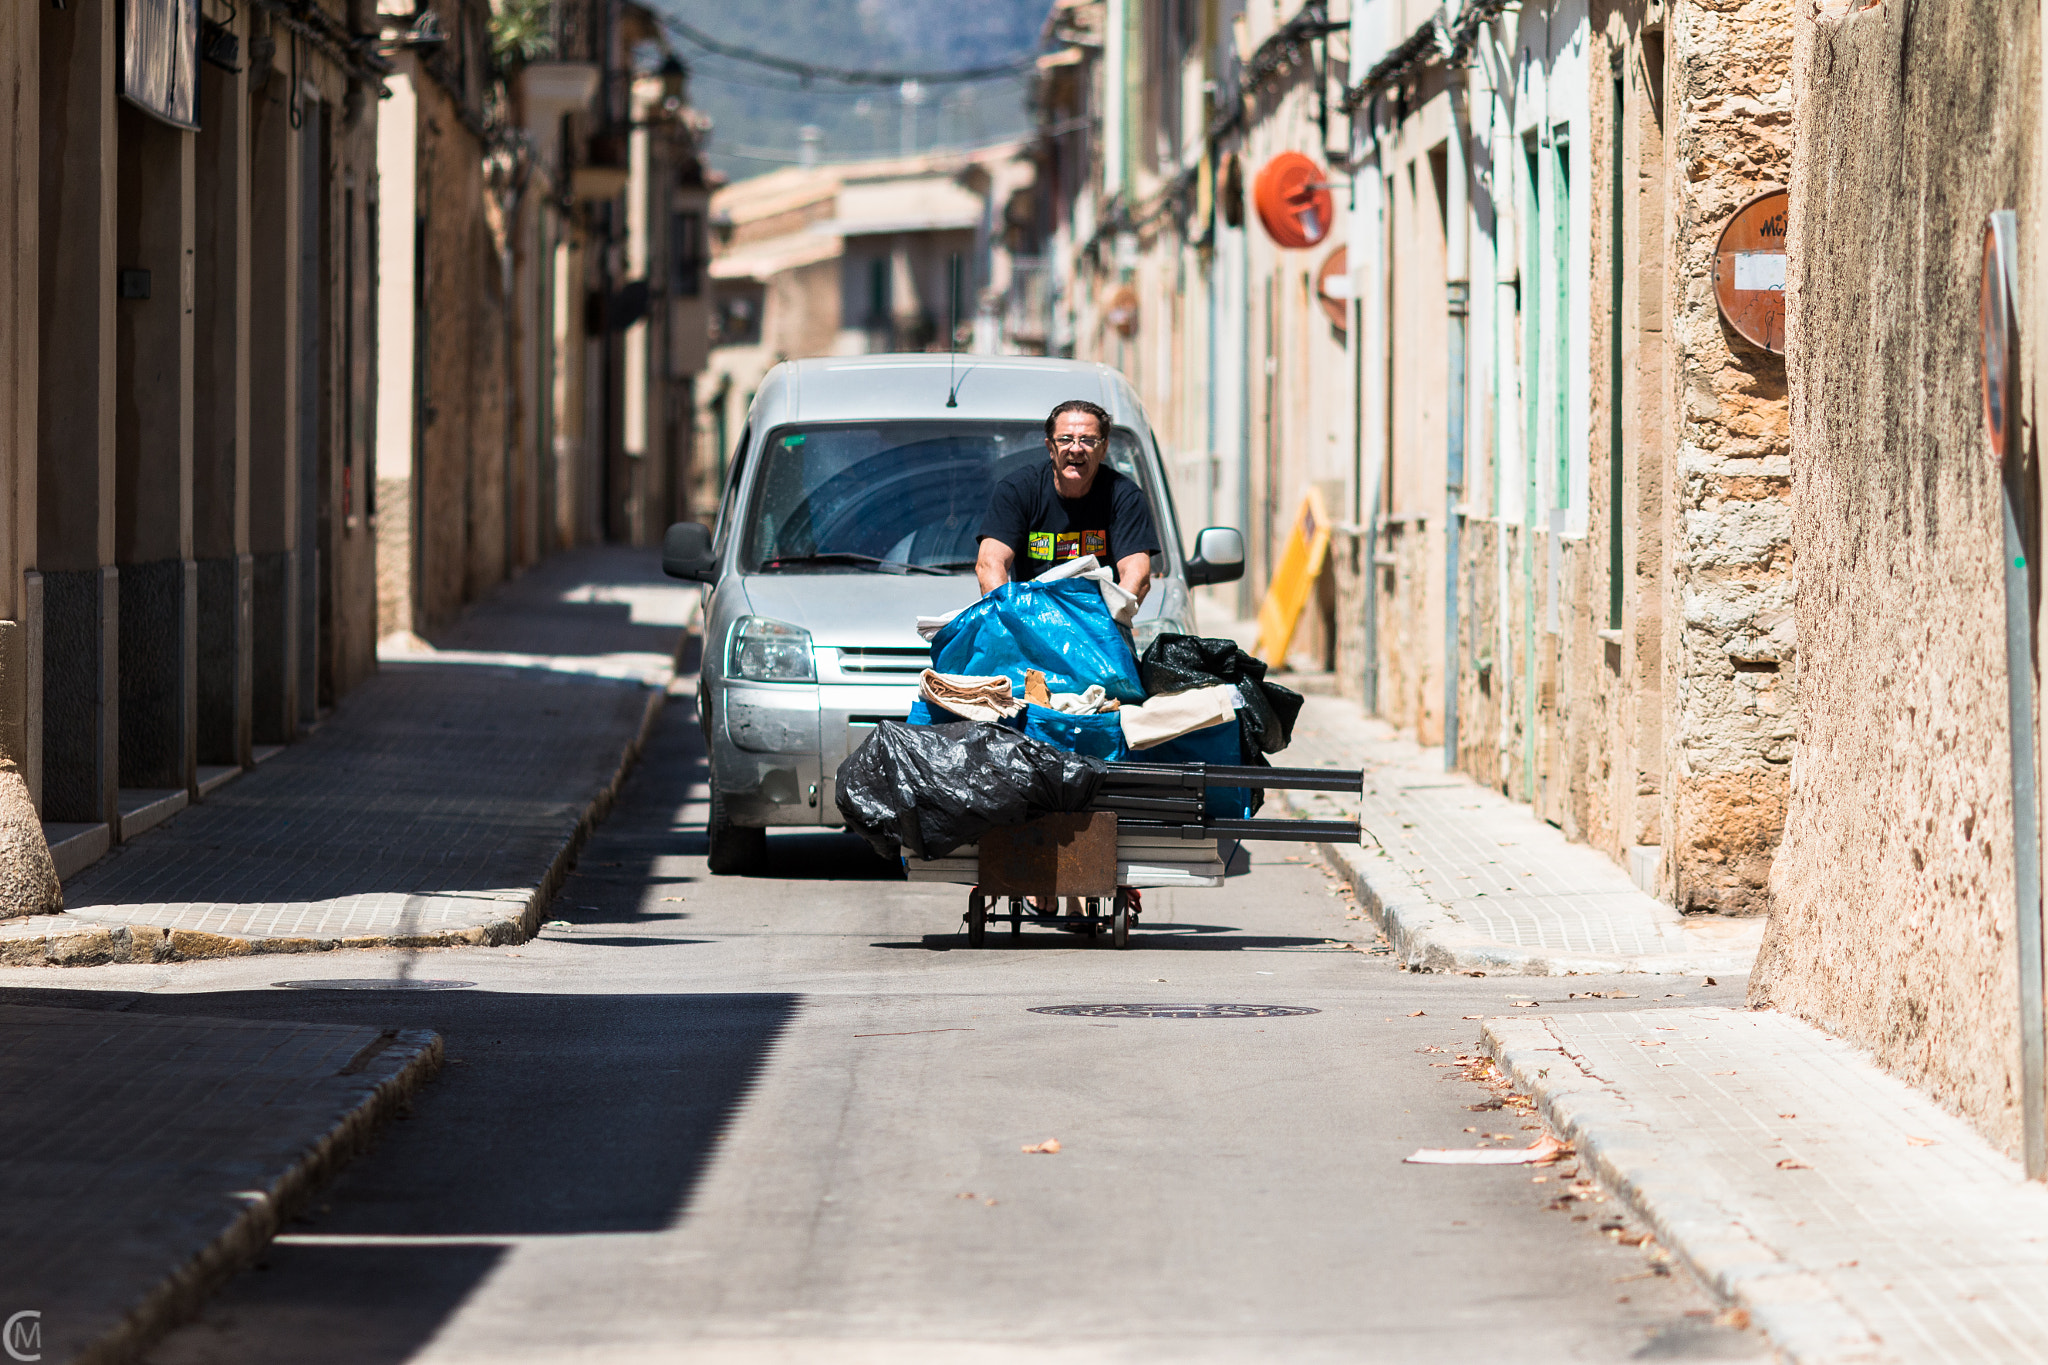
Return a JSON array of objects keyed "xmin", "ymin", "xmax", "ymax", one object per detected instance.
[{"xmin": 836, "ymin": 647, "xmax": 929, "ymax": 676}]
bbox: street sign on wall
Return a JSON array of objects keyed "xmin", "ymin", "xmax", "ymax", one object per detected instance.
[
  {"xmin": 121, "ymin": 0, "xmax": 199, "ymax": 129},
  {"xmin": 1713, "ymin": 189, "xmax": 1788, "ymax": 353},
  {"xmin": 1253, "ymin": 152, "xmax": 1333, "ymax": 250},
  {"xmin": 1982, "ymin": 211, "xmax": 2019, "ymax": 469},
  {"xmin": 1314, "ymin": 246, "xmax": 1349, "ymax": 332}
]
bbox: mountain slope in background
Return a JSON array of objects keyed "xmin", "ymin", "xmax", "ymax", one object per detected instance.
[{"xmin": 648, "ymin": 0, "xmax": 1046, "ymax": 179}]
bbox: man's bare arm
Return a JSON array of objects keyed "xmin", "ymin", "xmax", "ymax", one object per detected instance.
[
  {"xmin": 976, "ymin": 539, "xmax": 1015, "ymax": 595},
  {"xmin": 1115, "ymin": 551, "xmax": 1152, "ymax": 605}
]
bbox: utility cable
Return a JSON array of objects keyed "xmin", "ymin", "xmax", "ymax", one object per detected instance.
[{"xmin": 650, "ymin": 6, "xmax": 1038, "ymax": 86}]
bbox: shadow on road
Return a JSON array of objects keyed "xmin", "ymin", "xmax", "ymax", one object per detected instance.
[
  {"xmin": 872, "ymin": 931, "xmax": 1351, "ymax": 952},
  {"xmin": 0, "ymin": 984, "xmax": 798, "ymax": 1365}
]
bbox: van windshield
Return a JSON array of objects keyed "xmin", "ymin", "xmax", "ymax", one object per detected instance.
[{"xmin": 741, "ymin": 421, "xmax": 1157, "ymax": 574}]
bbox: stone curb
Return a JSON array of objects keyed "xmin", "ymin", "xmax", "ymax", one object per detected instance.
[
  {"xmin": 1304, "ymin": 832, "xmax": 1759, "ymax": 978},
  {"xmin": 77, "ymin": 1026, "xmax": 445, "ymax": 1365},
  {"xmin": 7, "ymin": 683, "xmax": 670, "ymax": 968},
  {"xmin": 1482, "ymin": 1017, "xmax": 1892, "ymax": 1365}
]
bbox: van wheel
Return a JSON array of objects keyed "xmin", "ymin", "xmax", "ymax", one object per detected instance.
[{"xmin": 707, "ymin": 787, "xmax": 766, "ymax": 875}]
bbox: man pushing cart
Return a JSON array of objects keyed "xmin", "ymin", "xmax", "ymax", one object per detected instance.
[{"xmin": 834, "ymin": 399, "xmax": 1364, "ymax": 948}]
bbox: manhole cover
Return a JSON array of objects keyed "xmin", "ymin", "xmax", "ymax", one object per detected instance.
[
  {"xmin": 1028, "ymin": 1003, "xmax": 1320, "ymax": 1020},
  {"xmin": 272, "ymin": 979, "xmax": 477, "ymax": 991}
]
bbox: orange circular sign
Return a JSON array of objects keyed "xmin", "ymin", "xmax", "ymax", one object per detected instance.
[
  {"xmin": 1105, "ymin": 284, "xmax": 1138, "ymax": 338},
  {"xmin": 1713, "ymin": 189, "xmax": 1788, "ymax": 353},
  {"xmin": 1983, "ymin": 213, "xmax": 2019, "ymax": 468},
  {"xmin": 1253, "ymin": 152, "xmax": 1334, "ymax": 250},
  {"xmin": 1314, "ymin": 246, "xmax": 1349, "ymax": 332}
]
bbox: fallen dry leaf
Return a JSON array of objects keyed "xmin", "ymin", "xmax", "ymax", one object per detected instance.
[
  {"xmin": 1021, "ymin": 1139, "xmax": 1062, "ymax": 1155},
  {"xmin": 1906, "ymin": 1135, "xmax": 1938, "ymax": 1147},
  {"xmin": 955, "ymin": 1192, "xmax": 975, "ymax": 1199},
  {"xmin": 1635, "ymin": 1039, "xmax": 1668, "ymax": 1047},
  {"xmin": 1407, "ymin": 1010, "xmax": 1426, "ymax": 1017},
  {"xmin": 1405, "ymin": 1133, "xmax": 1572, "ymax": 1166},
  {"xmin": 1701, "ymin": 976, "xmax": 1718, "ymax": 987},
  {"xmin": 1712, "ymin": 1070, "xmax": 1739, "ymax": 1075},
  {"xmin": 1609, "ymin": 991, "xmax": 1638, "ymax": 999},
  {"xmin": 1717, "ymin": 1308, "xmax": 1751, "ymax": 1330},
  {"xmin": 1463, "ymin": 1014, "xmax": 1485, "ymax": 1020},
  {"xmin": 1776, "ymin": 1157, "xmax": 1811, "ymax": 1170},
  {"xmin": 1513, "ymin": 1001, "xmax": 1539, "ymax": 1008},
  {"xmin": 1778, "ymin": 1113, "xmax": 1797, "ymax": 1119}
]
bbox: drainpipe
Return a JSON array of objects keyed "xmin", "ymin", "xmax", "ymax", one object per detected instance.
[
  {"xmin": 1104, "ymin": 0, "xmax": 1128, "ymax": 202},
  {"xmin": 1444, "ymin": 81, "xmax": 1471, "ymax": 768},
  {"xmin": 1354, "ymin": 133, "xmax": 1387, "ymax": 713}
]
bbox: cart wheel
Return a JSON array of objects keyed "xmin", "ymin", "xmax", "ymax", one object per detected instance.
[
  {"xmin": 1009, "ymin": 898, "xmax": 1025, "ymax": 944},
  {"xmin": 1111, "ymin": 890, "xmax": 1131, "ymax": 949},
  {"xmin": 966, "ymin": 890, "xmax": 987, "ymax": 948}
]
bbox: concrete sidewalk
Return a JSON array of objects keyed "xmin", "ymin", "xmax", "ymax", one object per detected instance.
[
  {"xmin": 0, "ymin": 1001, "xmax": 439, "ymax": 1364},
  {"xmin": 1488, "ymin": 1008, "xmax": 2048, "ymax": 1364},
  {"xmin": 0, "ymin": 548, "xmax": 694, "ymax": 965},
  {"xmin": 1275, "ymin": 692, "xmax": 1763, "ymax": 976}
]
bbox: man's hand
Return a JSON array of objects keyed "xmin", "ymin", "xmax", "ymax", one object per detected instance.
[
  {"xmin": 976, "ymin": 539, "xmax": 1014, "ymax": 595},
  {"xmin": 1115, "ymin": 552, "xmax": 1152, "ymax": 605}
]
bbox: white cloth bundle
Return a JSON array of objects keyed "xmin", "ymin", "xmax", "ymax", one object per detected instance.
[
  {"xmin": 918, "ymin": 670, "xmax": 1023, "ymax": 723},
  {"xmin": 1118, "ymin": 683, "xmax": 1240, "ymax": 750}
]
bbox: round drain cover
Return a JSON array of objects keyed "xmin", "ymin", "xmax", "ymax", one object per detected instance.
[
  {"xmin": 272, "ymin": 979, "xmax": 477, "ymax": 991},
  {"xmin": 1028, "ymin": 1003, "xmax": 1320, "ymax": 1020}
]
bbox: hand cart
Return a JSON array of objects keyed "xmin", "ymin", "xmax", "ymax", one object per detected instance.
[{"xmin": 903, "ymin": 761, "xmax": 1365, "ymax": 948}]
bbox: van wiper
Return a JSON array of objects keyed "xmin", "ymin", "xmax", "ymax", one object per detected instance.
[{"xmin": 757, "ymin": 552, "xmax": 952, "ymax": 576}]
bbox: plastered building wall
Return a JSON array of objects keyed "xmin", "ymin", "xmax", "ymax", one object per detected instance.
[{"xmin": 1754, "ymin": 0, "xmax": 2040, "ymax": 1154}]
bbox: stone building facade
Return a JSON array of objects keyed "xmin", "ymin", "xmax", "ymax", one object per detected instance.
[
  {"xmin": 375, "ymin": 0, "xmax": 710, "ymax": 639},
  {"xmin": 1031, "ymin": 0, "xmax": 1795, "ymax": 916},
  {"xmin": 0, "ymin": 0, "xmax": 386, "ymax": 879},
  {"xmin": 1755, "ymin": 0, "xmax": 2045, "ymax": 1159}
]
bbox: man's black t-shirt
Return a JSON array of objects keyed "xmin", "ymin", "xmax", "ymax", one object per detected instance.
[{"xmin": 979, "ymin": 463, "xmax": 1161, "ymax": 582}]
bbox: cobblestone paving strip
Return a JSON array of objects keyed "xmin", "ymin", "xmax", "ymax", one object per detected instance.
[
  {"xmin": 1, "ymin": 549, "xmax": 691, "ymax": 966},
  {"xmin": 1275, "ymin": 693, "xmax": 1763, "ymax": 976},
  {"xmin": 0, "ymin": 1002, "xmax": 440, "ymax": 1365},
  {"xmin": 1487, "ymin": 1008, "xmax": 2048, "ymax": 1364}
]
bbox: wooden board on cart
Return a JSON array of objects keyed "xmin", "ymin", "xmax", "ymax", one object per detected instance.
[{"xmin": 978, "ymin": 812, "xmax": 1118, "ymax": 898}]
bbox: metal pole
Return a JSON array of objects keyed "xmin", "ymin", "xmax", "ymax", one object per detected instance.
[
  {"xmin": 1989, "ymin": 207, "xmax": 2045, "ymax": 1178},
  {"xmin": 2004, "ymin": 481, "xmax": 2045, "ymax": 1179}
]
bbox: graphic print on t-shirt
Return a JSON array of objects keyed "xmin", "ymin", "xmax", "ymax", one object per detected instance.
[{"xmin": 1027, "ymin": 530, "xmax": 1108, "ymax": 562}]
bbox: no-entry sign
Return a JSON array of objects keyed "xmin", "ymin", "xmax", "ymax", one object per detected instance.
[{"xmin": 1714, "ymin": 189, "xmax": 1788, "ymax": 353}]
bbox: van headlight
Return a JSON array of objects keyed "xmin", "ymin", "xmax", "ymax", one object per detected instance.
[
  {"xmin": 729, "ymin": 616, "xmax": 816, "ymax": 682},
  {"xmin": 1133, "ymin": 616, "xmax": 1193, "ymax": 653}
]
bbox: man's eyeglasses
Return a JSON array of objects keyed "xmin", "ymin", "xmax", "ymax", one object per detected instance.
[{"xmin": 1050, "ymin": 436, "xmax": 1103, "ymax": 451}]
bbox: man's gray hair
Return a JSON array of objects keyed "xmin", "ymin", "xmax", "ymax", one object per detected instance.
[{"xmin": 1044, "ymin": 399, "xmax": 1112, "ymax": 440}]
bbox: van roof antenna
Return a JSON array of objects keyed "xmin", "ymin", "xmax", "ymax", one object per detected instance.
[{"xmin": 945, "ymin": 252, "xmax": 961, "ymax": 408}]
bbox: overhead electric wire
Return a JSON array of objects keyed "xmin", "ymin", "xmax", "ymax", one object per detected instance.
[
  {"xmin": 650, "ymin": 6, "xmax": 1038, "ymax": 86},
  {"xmin": 689, "ymin": 60, "xmax": 1027, "ymax": 99}
]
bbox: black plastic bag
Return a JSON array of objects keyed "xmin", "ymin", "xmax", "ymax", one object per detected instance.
[
  {"xmin": 1138, "ymin": 634, "xmax": 1304, "ymax": 757},
  {"xmin": 836, "ymin": 720, "xmax": 1108, "ymax": 860}
]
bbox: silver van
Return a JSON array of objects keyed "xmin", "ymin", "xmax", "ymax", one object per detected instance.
[{"xmin": 662, "ymin": 354, "xmax": 1245, "ymax": 873}]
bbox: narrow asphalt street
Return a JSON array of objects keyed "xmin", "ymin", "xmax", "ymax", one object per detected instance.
[{"xmin": 11, "ymin": 683, "xmax": 1765, "ymax": 1364}]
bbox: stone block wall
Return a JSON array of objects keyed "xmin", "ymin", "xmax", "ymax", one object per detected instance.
[{"xmin": 1662, "ymin": 0, "xmax": 1795, "ymax": 913}]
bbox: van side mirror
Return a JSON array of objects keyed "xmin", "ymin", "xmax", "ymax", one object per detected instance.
[
  {"xmin": 1185, "ymin": 526, "xmax": 1245, "ymax": 586},
  {"xmin": 662, "ymin": 522, "xmax": 717, "ymax": 582}
]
